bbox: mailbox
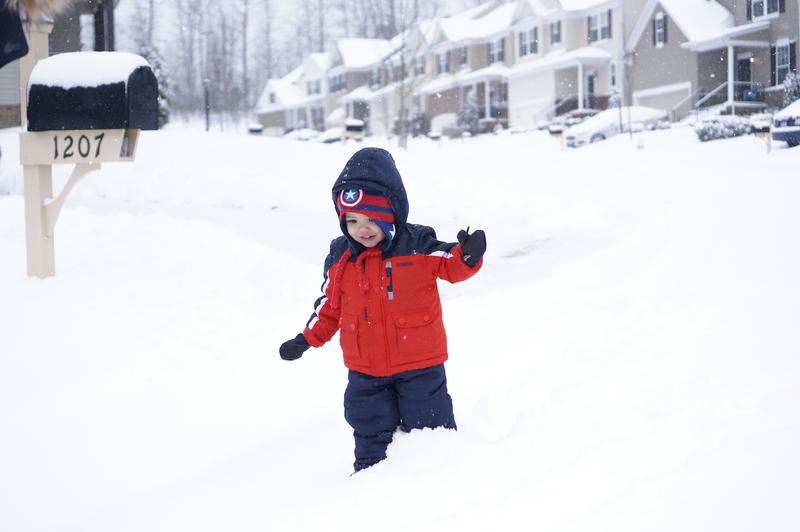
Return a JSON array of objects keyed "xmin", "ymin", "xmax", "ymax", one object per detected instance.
[
  {"xmin": 26, "ymin": 51, "xmax": 158, "ymax": 132},
  {"xmin": 20, "ymin": 51, "xmax": 157, "ymax": 278}
]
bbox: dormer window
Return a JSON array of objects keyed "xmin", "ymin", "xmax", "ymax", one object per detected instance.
[{"xmin": 269, "ymin": 93, "xmax": 275, "ymax": 104}]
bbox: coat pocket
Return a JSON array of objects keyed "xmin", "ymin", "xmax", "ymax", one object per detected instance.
[
  {"xmin": 393, "ymin": 310, "xmax": 438, "ymax": 359},
  {"xmin": 339, "ymin": 314, "xmax": 361, "ymax": 363}
]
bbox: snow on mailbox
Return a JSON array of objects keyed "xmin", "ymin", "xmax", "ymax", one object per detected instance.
[{"xmin": 19, "ymin": 52, "xmax": 158, "ymax": 278}]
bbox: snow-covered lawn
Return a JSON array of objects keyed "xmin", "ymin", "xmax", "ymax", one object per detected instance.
[{"xmin": 1, "ymin": 125, "xmax": 798, "ymax": 531}]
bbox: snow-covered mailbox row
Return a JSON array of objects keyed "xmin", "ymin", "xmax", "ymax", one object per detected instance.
[{"xmin": 19, "ymin": 52, "xmax": 158, "ymax": 278}]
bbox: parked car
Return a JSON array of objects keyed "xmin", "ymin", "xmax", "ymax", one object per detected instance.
[
  {"xmin": 564, "ymin": 106, "xmax": 667, "ymax": 147},
  {"xmin": 545, "ymin": 109, "xmax": 599, "ymax": 135},
  {"xmin": 772, "ymin": 99, "xmax": 800, "ymax": 148},
  {"xmin": 283, "ymin": 128, "xmax": 319, "ymax": 141}
]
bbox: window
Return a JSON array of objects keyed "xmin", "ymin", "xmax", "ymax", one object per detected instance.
[
  {"xmin": 588, "ymin": 10, "xmax": 612, "ymax": 43},
  {"xmin": 488, "ymin": 38, "xmax": 505, "ymax": 64},
  {"xmin": 601, "ymin": 10, "xmax": 611, "ymax": 39},
  {"xmin": 436, "ymin": 51, "xmax": 450, "ymax": 74},
  {"xmin": 519, "ymin": 27, "xmax": 538, "ymax": 57},
  {"xmin": 458, "ymin": 46, "xmax": 468, "ymax": 67},
  {"xmin": 654, "ymin": 12, "xmax": 666, "ymax": 47},
  {"xmin": 328, "ymin": 72, "xmax": 345, "ymax": 93},
  {"xmin": 414, "ymin": 56, "xmax": 426, "ymax": 76},
  {"xmin": 774, "ymin": 41, "xmax": 793, "ymax": 85},
  {"xmin": 393, "ymin": 63, "xmax": 402, "ymax": 81},
  {"xmin": 550, "ymin": 20, "xmax": 561, "ymax": 44},
  {"xmin": 609, "ymin": 62, "xmax": 617, "ymax": 88},
  {"xmin": 306, "ymin": 80, "xmax": 321, "ymax": 95},
  {"xmin": 269, "ymin": 93, "xmax": 275, "ymax": 104},
  {"xmin": 370, "ymin": 67, "xmax": 383, "ymax": 87},
  {"xmin": 751, "ymin": 0, "xmax": 782, "ymax": 19}
]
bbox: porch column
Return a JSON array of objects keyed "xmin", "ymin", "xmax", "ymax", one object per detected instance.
[
  {"xmin": 727, "ymin": 45, "xmax": 735, "ymax": 113},
  {"xmin": 484, "ymin": 80, "xmax": 491, "ymax": 119},
  {"xmin": 577, "ymin": 63, "xmax": 584, "ymax": 110}
]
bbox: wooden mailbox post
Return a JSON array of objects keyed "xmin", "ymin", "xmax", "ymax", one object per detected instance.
[{"xmin": 19, "ymin": 51, "xmax": 158, "ymax": 278}]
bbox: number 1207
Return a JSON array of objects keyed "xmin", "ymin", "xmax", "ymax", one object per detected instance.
[{"xmin": 52, "ymin": 133, "xmax": 105, "ymax": 160}]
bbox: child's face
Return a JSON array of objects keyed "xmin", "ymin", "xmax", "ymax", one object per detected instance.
[{"xmin": 345, "ymin": 212, "xmax": 385, "ymax": 248}]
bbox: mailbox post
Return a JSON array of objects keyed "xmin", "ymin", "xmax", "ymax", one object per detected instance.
[{"xmin": 19, "ymin": 51, "xmax": 158, "ymax": 278}]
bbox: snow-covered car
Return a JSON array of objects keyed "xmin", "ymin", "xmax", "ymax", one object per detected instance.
[
  {"xmin": 283, "ymin": 128, "xmax": 319, "ymax": 141},
  {"xmin": 564, "ymin": 106, "xmax": 668, "ymax": 148},
  {"xmin": 316, "ymin": 127, "xmax": 343, "ymax": 143},
  {"xmin": 772, "ymin": 99, "xmax": 800, "ymax": 147},
  {"xmin": 545, "ymin": 109, "xmax": 599, "ymax": 135}
]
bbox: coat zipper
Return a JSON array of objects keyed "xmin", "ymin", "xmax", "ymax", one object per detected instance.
[{"xmin": 385, "ymin": 261, "xmax": 394, "ymax": 300}]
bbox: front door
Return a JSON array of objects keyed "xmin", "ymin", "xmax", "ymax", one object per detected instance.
[
  {"xmin": 586, "ymin": 72, "xmax": 597, "ymax": 108},
  {"xmin": 736, "ymin": 58, "xmax": 751, "ymax": 100}
]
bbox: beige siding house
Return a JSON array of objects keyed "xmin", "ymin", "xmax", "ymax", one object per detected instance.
[
  {"xmin": 417, "ymin": 2, "xmax": 516, "ymax": 133},
  {"xmin": 507, "ymin": 0, "xmax": 624, "ymax": 130}
]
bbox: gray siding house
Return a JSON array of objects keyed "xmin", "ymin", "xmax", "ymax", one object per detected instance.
[{"xmin": 625, "ymin": 0, "xmax": 797, "ymax": 120}]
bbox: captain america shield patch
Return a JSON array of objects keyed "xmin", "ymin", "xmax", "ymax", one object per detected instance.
[{"xmin": 339, "ymin": 188, "xmax": 363, "ymax": 207}]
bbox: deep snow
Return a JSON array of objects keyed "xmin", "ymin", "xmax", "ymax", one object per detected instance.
[{"xmin": 1, "ymin": 124, "xmax": 799, "ymax": 531}]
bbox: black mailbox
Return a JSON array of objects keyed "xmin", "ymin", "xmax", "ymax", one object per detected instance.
[{"xmin": 27, "ymin": 62, "xmax": 158, "ymax": 132}]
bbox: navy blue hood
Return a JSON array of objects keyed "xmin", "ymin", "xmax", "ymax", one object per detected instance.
[{"xmin": 332, "ymin": 148, "xmax": 409, "ymax": 229}]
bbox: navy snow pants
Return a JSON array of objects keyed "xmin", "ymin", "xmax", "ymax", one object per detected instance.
[{"xmin": 343, "ymin": 363, "xmax": 456, "ymax": 472}]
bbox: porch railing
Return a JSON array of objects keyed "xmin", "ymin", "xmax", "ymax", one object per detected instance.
[{"xmin": 675, "ymin": 82, "xmax": 767, "ymax": 122}]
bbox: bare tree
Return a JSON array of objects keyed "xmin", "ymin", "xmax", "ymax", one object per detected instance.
[{"xmin": 241, "ymin": 0, "xmax": 250, "ymax": 109}]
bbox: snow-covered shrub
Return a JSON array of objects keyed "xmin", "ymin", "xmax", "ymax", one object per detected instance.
[
  {"xmin": 783, "ymin": 72, "xmax": 800, "ymax": 108},
  {"xmin": 695, "ymin": 115, "xmax": 753, "ymax": 142},
  {"xmin": 139, "ymin": 44, "xmax": 171, "ymax": 128}
]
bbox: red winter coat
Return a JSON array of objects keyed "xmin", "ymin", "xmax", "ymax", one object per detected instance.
[{"xmin": 303, "ymin": 224, "xmax": 482, "ymax": 377}]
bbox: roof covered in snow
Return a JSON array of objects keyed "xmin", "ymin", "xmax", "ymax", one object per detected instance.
[
  {"xmin": 337, "ymin": 38, "xmax": 394, "ymax": 69},
  {"xmin": 438, "ymin": 2, "xmax": 518, "ymax": 44},
  {"xmin": 627, "ymin": 0, "xmax": 741, "ymax": 51},
  {"xmin": 557, "ymin": 0, "xmax": 615, "ymax": 12},
  {"xmin": 255, "ymin": 66, "xmax": 304, "ymax": 112},
  {"xmin": 507, "ymin": 45, "xmax": 612, "ymax": 78}
]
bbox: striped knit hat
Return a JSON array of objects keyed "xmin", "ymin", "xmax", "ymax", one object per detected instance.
[
  {"xmin": 336, "ymin": 187, "xmax": 396, "ymax": 250},
  {"xmin": 336, "ymin": 187, "xmax": 395, "ymax": 222}
]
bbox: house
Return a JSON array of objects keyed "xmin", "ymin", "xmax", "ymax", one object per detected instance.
[
  {"xmin": 0, "ymin": 0, "xmax": 118, "ymax": 128},
  {"xmin": 507, "ymin": 0, "xmax": 624, "ymax": 130},
  {"xmin": 624, "ymin": 0, "xmax": 798, "ymax": 121},
  {"xmin": 418, "ymin": 1, "xmax": 517, "ymax": 133}
]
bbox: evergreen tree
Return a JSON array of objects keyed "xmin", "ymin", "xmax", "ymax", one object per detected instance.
[
  {"xmin": 139, "ymin": 44, "xmax": 172, "ymax": 128},
  {"xmin": 458, "ymin": 88, "xmax": 480, "ymax": 134}
]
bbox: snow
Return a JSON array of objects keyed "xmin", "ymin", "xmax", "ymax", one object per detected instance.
[
  {"xmin": 566, "ymin": 106, "xmax": 666, "ymax": 137},
  {"xmin": 255, "ymin": 66, "xmax": 304, "ymax": 111},
  {"xmin": 558, "ymin": 0, "xmax": 613, "ymax": 12},
  {"xmin": 657, "ymin": 0, "xmax": 734, "ymax": 42},
  {"xmin": 2, "ymin": 123, "xmax": 800, "ymax": 531},
  {"xmin": 775, "ymin": 99, "xmax": 800, "ymax": 119},
  {"xmin": 508, "ymin": 46, "xmax": 610, "ymax": 78},
  {"xmin": 337, "ymin": 38, "xmax": 394, "ymax": 69},
  {"xmin": 439, "ymin": 2, "xmax": 518, "ymax": 43},
  {"xmin": 27, "ymin": 52, "xmax": 149, "ymax": 91}
]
